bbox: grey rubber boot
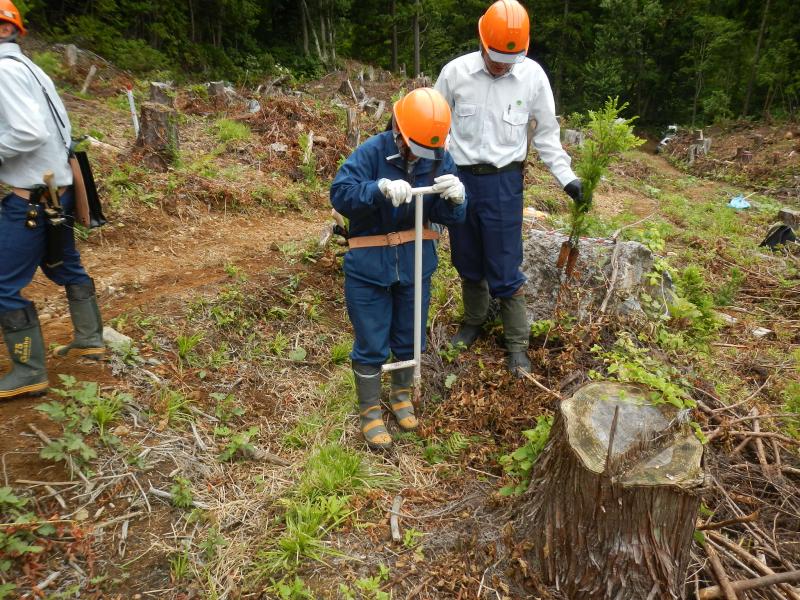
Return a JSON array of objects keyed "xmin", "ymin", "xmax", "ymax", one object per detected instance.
[
  {"xmin": 0, "ymin": 305, "xmax": 49, "ymax": 400},
  {"xmin": 353, "ymin": 363, "xmax": 392, "ymax": 449},
  {"xmin": 54, "ymin": 279, "xmax": 105, "ymax": 359},
  {"xmin": 390, "ymin": 366, "xmax": 418, "ymax": 430},
  {"xmin": 500, "ymin": 293, "xmax": 531, "ymax": 377},
  {"xmin": 451, "ymin": 279, "xmax": 491, "ymax": 348}
]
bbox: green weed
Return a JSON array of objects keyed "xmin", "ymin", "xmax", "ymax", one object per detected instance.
[
  {"xmin": 329, "ymin": 339, "xmax": 352, "ymax": 365},
  {"xmin": 217, "ymin": 426, "xmax": 259, "ymax": 462},
  {"xmin": 590, "ymin": 333, "xmax": 695, "ymax": 409},
  {"xmin": 423, "ymin": 431, "xmax": 470, "ymax": 465},
  {"xmin": 271, "ymin": 576, "xmax": 316, "ymax": 599},
  {"xmin": 215, "ymin": 118, "xmax": 251, "ymax": 145},
  {"xmin": 499, "ymin": 415, "xmax": 553, "ymax": 496},
  {"xmin": 299, "ymin": 444, "xmax": 392, "ymax": 498},
  {"xmin": 169, "ymin": 549, "xmax": 191, "ymax": 582},
  {"xmin": 170, "ymin": 478, "xmax": 194, "ymax": 509}
]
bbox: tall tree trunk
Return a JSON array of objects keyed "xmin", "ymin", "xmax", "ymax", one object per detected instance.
[
  {"xmin": 391, "ymin": 0, "xmax": 398, "ymax": 72},
  {"xmin": 413, "ymin": 0, "xmax": 421, "ymax": 77},
  {"xmin": 742, "ymin": 0, "xmax": 771, "ymax": 117},
  {"xmin": 188, "ymin": 0, "xmax": 196, "ymax": 43},
  {"xmin": 691, "ymin": 36, "xmax": 709, "ymax": 128},
  {"xmin": 302, "ymin": 0, "xmax": 324, "ymax": 62},
  {"xmin": 302, "ymin": 1, "xmax": 310, "ymax": 57},
  {"xmin": 320, "ymin": 9, "xmax": 328, "ymax": 61},
  {"xmin": 554, "ymin": 0, "xmax": 569, "ymax": 110}
]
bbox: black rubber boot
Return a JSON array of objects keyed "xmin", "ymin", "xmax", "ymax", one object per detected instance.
[
  {"xmin": 353, "ymin": 362, "xmax": 392, "ymax": 449},
  {"xmin": 451, "ymin": 279, "xmax": 490, "ymax": 348},
  {"xmin": 501, "ymin": 293, "xmax": 531, "ymax": 378},
  {"xmin": 389, "ymin": 366, "xmax": 418, "ymax": 430},
  {"xmin": 54, "ymin": 279, "xmax": 105, "ymax": 359},
  {"xmin": 0, "ymin": 305, "xmax": 49, "ymax": 400}
]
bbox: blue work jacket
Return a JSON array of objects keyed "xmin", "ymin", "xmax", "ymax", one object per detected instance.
[{"xmin": 330, "ymin": 131, "xmax": 466, "ymax": 287}]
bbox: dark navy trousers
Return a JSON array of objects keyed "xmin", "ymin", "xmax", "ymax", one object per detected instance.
[
  {"xmin": 0, "ymin": 190, "xmax": 91, "ymax": 312},
  {"xmin": 345, "ymin": 274, "xmax": 432, "ymax": 367},
  {"xmin": 448, "ymin": 169, "xmax": 526, "ymax": 298}
]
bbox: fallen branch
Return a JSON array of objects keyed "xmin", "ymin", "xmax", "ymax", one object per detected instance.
[
  {"xmin": 519, "ymin": 370, "xmax": 563, "ymax": 401},
  {"xmin": 243, "ymin": 445, "xmax": 291, "ymax": 467},
  {"xmin": 706, "ymin": 532, "xmax": 800, "ymax": 600},
  {"xmin": 706, "ymin": 543, "xmax": 738, "ymax": 600},
  {"xmin": 390, "ymin": 495, "xmax": 403, "ymax": 543},
  {"xmin": 698, "ymin": 512, "xmax": 758, "ymax": 531},
  {"xmin": 698, "ymin": 570, "xmax": 800, "ymax": 599}
]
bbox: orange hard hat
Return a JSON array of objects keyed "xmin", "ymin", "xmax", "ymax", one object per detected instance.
[
  {"xmin": 479, "ymin": 0, "xmax": 529, "ymax": 64},
  {"xmin": 393, "ymin": 87, "xmax": 451, "ymax": 161},
  {"xmin": 0, "ymin": 0, "xmax": 25, "ymax": 35}
]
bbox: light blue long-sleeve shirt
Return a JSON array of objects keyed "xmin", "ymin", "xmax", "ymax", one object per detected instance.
[{"xmin": 0, "ymin": 43, "xmax": 73, "ymax": 188}]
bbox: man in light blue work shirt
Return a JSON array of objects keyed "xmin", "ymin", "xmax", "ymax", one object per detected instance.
[
  {"xmin": 434, "ymin": 0, "xmax": 583, "ymax": 377},
  {"xmin": 0, "ymin": 0, "xmax": 105, "ymax": 400}
]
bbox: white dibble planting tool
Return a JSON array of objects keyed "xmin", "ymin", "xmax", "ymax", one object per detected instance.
[{"xmin": 381, "ymin": 186, "xmax": 435, "ymax": 403}]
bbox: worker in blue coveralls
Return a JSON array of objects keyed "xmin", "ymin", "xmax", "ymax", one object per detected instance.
[
  {"xmin": 0, "ymin": 0, "xmax": 105, "ymax": 401},
  {"xmin": 331, "ymin": 87, "xmax": 466, "ymax": 450},
  {"xmin": 435, "ymin": 0, "xmax": 583, "ymax": 377}
]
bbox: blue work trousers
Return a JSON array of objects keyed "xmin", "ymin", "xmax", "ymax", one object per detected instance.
[
  {"xmin": 0, "ymin": 190, "xmax": 91, "ymax": 312},
  {"xmin": 345, "ymin": 274, "xmax": 431, "ymax": 367},
  {"xmin": 448, "ymin": 169, "xmax": 526, "ymax": 298}
]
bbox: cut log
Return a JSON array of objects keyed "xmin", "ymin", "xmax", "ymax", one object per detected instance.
[
  {"xmin": 515, "ymin": 381, "xmax": 704, "ymax": 600},
  {"xmin": 149, "ymin": 82, "xmax": 174, "ymax": 107},
  {"xmin": 65, "ymin": 44, "xmax": 78, "ymax": 72},
  {"xmin": 134, "ymin": 102, "xmax": 180, "ymax": 170}
]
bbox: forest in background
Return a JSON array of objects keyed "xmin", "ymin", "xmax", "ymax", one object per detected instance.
[{"xmin": 14, "ymin": 0, "xmax": 800, "ymax": 127}]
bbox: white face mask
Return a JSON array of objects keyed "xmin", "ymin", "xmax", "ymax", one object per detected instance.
[{"xmin": 0, "ymin": 29, "xmax": 18, "ymax": 43}]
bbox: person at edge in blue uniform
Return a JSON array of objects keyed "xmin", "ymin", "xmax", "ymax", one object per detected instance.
[
  {"xmin": 0, "ymin": 0, "xmax": 105, "ymax": 401},
  {"xmin": 330, "ymin": 88, "xmax": 466, "ymax": 450},
  {"xmin": 435, "ymin": 0, "xmax": 584, "ymax": 377}
]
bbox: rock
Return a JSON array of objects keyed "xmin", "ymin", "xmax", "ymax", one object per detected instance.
[
  {"xmin": 716, "ymin": 312, "xmax": 739, "ymax": 326},
  {"xmin": 103, "ymin": 327, "xmax": 134, "ymax": 353},
  {"xmin": 269, "ymin": 142, "xmax": 288, "ymax": 154},
  {"xmin": 778, "ymin": 207, "xmax": 800, "ymax": 229},
  {"xmin": 521, "ymin": 229, "xmax": 664, "ymax": 322},
  {"xmin": 247, "ymin": 99, "xmax": 261, "ymax": 113},
  {"xmin": 751, "ymin": 327, "xmax": 776, "ymax": 340},
  {"xmin": 563, "ymin": 129, "xmax": 585, "ymax": 146}
]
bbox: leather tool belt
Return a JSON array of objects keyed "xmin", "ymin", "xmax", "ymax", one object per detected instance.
[
  {"xmin": 457, "ymin": 161, "xmax": 524, "ymax": 176},
  {"xmin": 348, "ymin": 228, "xmax": 440, "ymax": 249},
  {"xmin": 13, "ymin": 186, "xmax": 69, "ymax": 200}
]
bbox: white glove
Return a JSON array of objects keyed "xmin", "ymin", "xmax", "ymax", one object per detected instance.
[
  {"xmin": 378, "ymin": 178, "xmax": 413, "ymax": 207},
  {"xmin": 432, "ymin": 174, "xmax": 465, "ymax": 205}
]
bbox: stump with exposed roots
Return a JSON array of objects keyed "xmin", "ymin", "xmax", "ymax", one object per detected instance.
[{"xmin": 514, "ymin": 381, "xmax": 704, "ymax": 599}]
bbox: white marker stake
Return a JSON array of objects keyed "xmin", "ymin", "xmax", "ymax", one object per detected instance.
[
  {"xmin": 126, "ymin": 85, "xmax": 140, "ymax": 139},
  {"xmin": 382, "ymin": 186, "xmax": 435, "ymax": 403}
]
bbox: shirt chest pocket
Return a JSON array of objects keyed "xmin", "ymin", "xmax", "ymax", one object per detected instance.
[
  {"xmin": 500, "ymin": 109, "xmax": 529, "ymax": 147},
  {"xmin": 454, "ymin": 103, "xmax": 478, "ymax": 142}
]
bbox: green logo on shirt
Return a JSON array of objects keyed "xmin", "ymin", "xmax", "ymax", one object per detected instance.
[{"xmin": 516, "ymin": 100, "xmax": 522, "ymax": 106}]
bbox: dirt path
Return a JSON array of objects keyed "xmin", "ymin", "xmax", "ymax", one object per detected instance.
[{"xmin": 0, "ymin": 204, "xmax": 328, "ymax": 484}]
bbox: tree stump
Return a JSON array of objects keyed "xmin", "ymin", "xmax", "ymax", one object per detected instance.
[
  {"xmin": 135, "ymin": 102, "xmax": 179, "ymax": 170},
  {"xmin": 346, "ymin": 107, "xmax": 360, "ymax": 149},
  {"xmin": 149, "ymin": 82, "xmax": 175, "ymax": 107},
  {"xmin": 515, "ymin": 381, "xmax": 704, "ymax": 600}
]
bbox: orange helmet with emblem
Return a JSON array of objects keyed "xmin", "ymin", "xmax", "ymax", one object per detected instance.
[
  {"xmin": 393, "ymin": 87, "xmax": 451, "ymax": 161},
  {"xmin": 479, "ymin": 0, "xmax": 529, "ymax": 64},
  {"xmin": 0, "ymin": 0, "xmax": 25, "ymax": 35}
]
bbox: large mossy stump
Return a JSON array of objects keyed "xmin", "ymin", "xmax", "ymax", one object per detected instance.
[{"xmin": 515, "ymin": 381, "xmax": 704, "ymax": 599}]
